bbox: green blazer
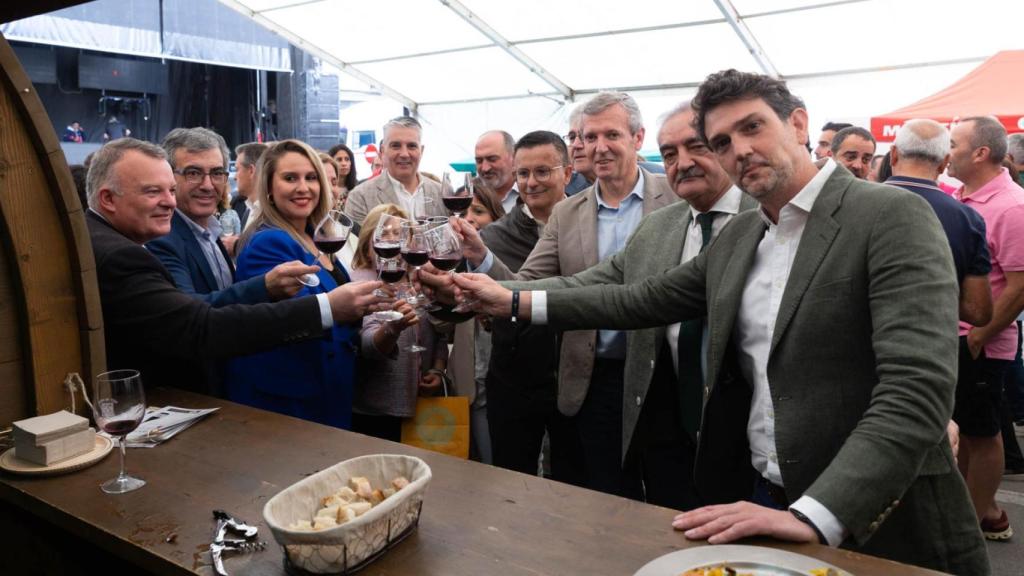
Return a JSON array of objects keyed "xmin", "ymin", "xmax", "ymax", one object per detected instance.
[
  {"xmin": 508, "ymin": 190, "xmax": 758, "ymax": 463},
  {"xmin": 537, "ymin": 167, "xmax": 988, "ymax": 574}
]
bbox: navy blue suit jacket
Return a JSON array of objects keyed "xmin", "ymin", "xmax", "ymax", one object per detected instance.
[
  {"xmin": 147, "ymin": 211, "xmax": 269, "ymax": 306},
  {"xmin": 226, "ymin": 227, "xmax": 358, "ymax": 429}
]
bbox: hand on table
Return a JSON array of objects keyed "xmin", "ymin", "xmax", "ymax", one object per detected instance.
[
  {"xmin": 265, "ymin": 260, "xmax": 322, "ymax": 300},
  {"xmin": 671, "ymin": 502, "xmax": 817, "ymax": 545}
]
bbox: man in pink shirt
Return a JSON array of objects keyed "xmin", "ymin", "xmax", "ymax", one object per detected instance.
[{"xmin": 949, "ymin": 115, "xmax": 1024, "ymax": 541}]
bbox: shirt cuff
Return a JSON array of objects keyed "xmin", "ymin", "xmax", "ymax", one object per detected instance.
[
  {"xmin": 530, "ymin": 291, "xmax": 548, "ymax": 325},
  {"xmin": 469, "ymin": 250, "xmax": 494, "ymax": 273},
  {"xmin": 315, "ymin": 293, "xmax": 334, "ymax": 330},
  {"xmin": 790, "ymin": 496, "xmax": 847, "ymax": 547}
]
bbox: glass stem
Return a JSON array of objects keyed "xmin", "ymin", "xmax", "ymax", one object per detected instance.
[{"xmin": 118, "ymin": 435, "xmax": 128, "ymax": 480}]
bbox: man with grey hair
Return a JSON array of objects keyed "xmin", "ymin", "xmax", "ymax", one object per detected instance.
[
  {"xmin": 475, "ymin": 130, "xmax": 518, "ymax": 212},
  {"xmin": 886, "ymin": 119, "xmax": 992, "ymax": 324},
  {"xmin": 829, "ymin": 126, "xmax": 876, "ymax": 179},
  {"xmin": 343, "ymin": 116, "xmax": 446, "ymax": 224},
  {"xmin": 1008, "ymin": 133, "xmax": 1024, "ymax": 187},
  {"xmin": 948, "ymin": 116, "xmax": 1024, "ymax": 540},
  {"xmin": 452, "ymin": 90, "xmax": 676, "ymax": 496},
  {"xmin": 564, "ymin": 103, "xmax": 593, "ymax": 196},
  {"xmin": 86, "ymin": 138, "xmax": 389, "ymax": 395}
]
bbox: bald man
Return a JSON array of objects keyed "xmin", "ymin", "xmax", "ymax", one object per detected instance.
[{"xmin": 475, "ymin": 130, "xmax": 518, "ymax": 212}]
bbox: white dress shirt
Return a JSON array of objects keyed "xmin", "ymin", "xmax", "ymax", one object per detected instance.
[
  {"xmin": 500, "ymin": 183, "xmax": 520, "ymax": 214},
  {"xmin": 532, "ymin": 159, "xmax": 847, "ymax": 546},
  {"xmin": 668, "ymin": 185, "xmax": 744, "ymax": 375},
  {"xmin": 387, "ymin": 172, "xmax": 425, "ymax": 217},
  {"xmin": 733, "ymin": 158, "xmax": 845, "ymax": 546}
]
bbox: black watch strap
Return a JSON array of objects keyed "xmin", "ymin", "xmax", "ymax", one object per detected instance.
[{"xmin": 789, "ymin": 508, "xmax": 827, "ymax": 545}]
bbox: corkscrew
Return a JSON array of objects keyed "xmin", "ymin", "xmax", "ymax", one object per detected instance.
[{"xmin": 210, "ymin": 510, "xmax": 265, "ymax": 576}]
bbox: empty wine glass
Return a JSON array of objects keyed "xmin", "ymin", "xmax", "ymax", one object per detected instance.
[
  {"xmin": 299, "ymin": 210, "xmax": 353, "ymax": 287},
  {"xmin": 441, "ymin": 172, "xmax": 473, "ymax": 218},
  {"xmin": 413, "ymin": 194, "xmax": 436, "ymax": 224},
  {"xmin": 91, "ymin": 370, "xmax": 146, "ymax": 494}
]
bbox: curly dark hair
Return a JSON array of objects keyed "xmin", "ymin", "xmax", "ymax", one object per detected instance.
[{"xmin": 691, "ymin": 69, "xmax": 805, "ymax": 144}]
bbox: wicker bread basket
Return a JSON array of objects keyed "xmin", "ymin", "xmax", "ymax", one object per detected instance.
[{"xmin": 263, "ymin": 454, "xmax": 431, "ymax": 574}]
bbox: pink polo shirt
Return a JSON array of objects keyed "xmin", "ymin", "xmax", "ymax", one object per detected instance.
[{"xmin": 958, "ymin": 168, "xmax": 1024, "ymax": 360}]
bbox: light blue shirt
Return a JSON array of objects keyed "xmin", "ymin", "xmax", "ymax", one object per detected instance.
[
  {"xmin": 593, "ymin": 170, "xmax": 645, "ymax": 359},
  {"xmin": 178, "ymin": 209, "xmax": 233, "ymax": 291}
]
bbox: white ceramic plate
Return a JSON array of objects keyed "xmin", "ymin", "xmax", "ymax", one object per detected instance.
[
  {"xmin": 634, "ymin": 544, "xmax": 850, "ymax": 576},
  {"xmin": 0, "ymin": 435, "xmax": 113, "ymax": 476}
]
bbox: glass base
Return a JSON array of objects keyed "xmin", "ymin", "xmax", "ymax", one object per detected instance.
[
  {"xmin": 101, "ymin": 474, "xmax": 146, "ymax": 494},
  {"xmin": 298, "ymin": 273, "xmax": 320, "ymax": 287}
]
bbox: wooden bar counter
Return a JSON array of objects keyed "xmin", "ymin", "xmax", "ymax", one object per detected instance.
[{"xmin": 0, "ymin": 388, "xmax": 946, "ymax": 576}]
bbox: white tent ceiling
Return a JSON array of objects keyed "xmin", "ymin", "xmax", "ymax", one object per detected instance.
[{"xmin": 220, "ymin": 0, "xmax": 1024, "ymax": 110}]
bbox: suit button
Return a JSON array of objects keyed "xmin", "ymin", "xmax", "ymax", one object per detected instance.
[
  {"xmin": 893, "ymin": 499, "xmax": 900, "ymax": 507},
  {"xmin": 650, "ymin": 360, "xmax": 655, "ymax": 369},
  {"xmin": 704, "ymin": 385, "xmax": 710, "ymax": 397},
  {"xmin": 869, "ymin": 521, "xmax": 880, "ymax": 532},
  {"xmin": 696, "ymin": 430, "xmax": 701, "ymax": 443},
  {"xmin": 636, "ymin": 395, "xmax": 642, "ymax": 407}
]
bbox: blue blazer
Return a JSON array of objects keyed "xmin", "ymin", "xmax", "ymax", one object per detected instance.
[
  {"xmin": 225, "ymin": 227, "xmax": 358, "ymax": 429},
  {"xmin": 147, "ymin": 211, "xmax": 269, "ymax": 306}
]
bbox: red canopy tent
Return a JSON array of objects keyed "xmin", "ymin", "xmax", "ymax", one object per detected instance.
[{"xmin": 870, "ymin": 50, "xmax": 1024, "ymax": 142}]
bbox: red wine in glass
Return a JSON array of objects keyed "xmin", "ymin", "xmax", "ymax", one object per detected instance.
[
  {"xmin": 380, "ymin": 268, "xmax": 406, "ymax": 283},
  {"xmin": 442, "ymin": 196, "xmax": 472, "ymax": 214},
  {"xmin": 101, "ymin": 419, "xmax": 141, "ymax": 436},
  {"xmin": 313, "ymin": 235, "xmax": 347, "ymax": 254},
  {"xmin": 401, "ymin": 249, "xmax": 429, "ymax": 267},
  {"xmin": 373, "ymin": 241, "xmax": 401, "ymax": 259},
  {"xmin": 429, "ymin": 255, "xmax": 461, "ymax": 271}
]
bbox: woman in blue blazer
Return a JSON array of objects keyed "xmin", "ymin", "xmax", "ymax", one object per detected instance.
[{"xmin": 226, "ymin": 139, "xmax": 358, "ymax": 429}]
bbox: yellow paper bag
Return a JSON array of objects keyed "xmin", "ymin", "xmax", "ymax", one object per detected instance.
[{"xmin": 401, "ymin": 395, "xmax": 470, "ymax": 459}]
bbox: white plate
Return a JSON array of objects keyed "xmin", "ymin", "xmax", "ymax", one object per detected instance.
[
  {"xmin": 634, "ymin": 544, "xmax": 850, "ymax": 576},
  {"xmin": 0, "ymin": 435, "xmax": 113, "ymax": 476}
]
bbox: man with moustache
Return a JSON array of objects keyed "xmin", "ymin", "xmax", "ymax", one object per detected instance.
[
  {"xmin": 452, "ymin": 70, "xmax": 986, "ymax": 573},
  {"xmin": 475, "ymin": 130, "xmax": 519, "ymax": 213},
  {"xmin": 453, "ymin": 91, "xmax": 676, "ymax": 496},
  {"xmin": 453, "ymin": 102, "xmax": 756, "ymax": 507}
]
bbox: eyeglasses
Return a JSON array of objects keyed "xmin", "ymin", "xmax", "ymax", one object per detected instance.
[
  {"xmin": 515, "ymin": 165, "xmax": 564, "ymax": 183},
  {"xmin": 562, "ymin": 131, "xmax": 580, "ymax": 144},
  {"xmin": 174, "ymin": 167, "xmax": 229, "ymax": 185}
]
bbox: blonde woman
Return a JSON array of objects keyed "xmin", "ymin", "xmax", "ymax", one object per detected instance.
[
  {"xmin": 227, "ymin": 139, "xmax": 363, "ymax": 429},
  {"xmin": 351, "ymin": 204, "xmax": 447, "ymax": 441}
]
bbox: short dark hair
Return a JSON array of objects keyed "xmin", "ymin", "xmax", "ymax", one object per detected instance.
[
  {"xmin": 962, "ymin": 116, "xmax": 1008, "ymax": 164},
  {"xmin": 235, "ymin": 142, "xmax": 268, "ymax": 167},
  {"xmin": 514, "ymin": 130, "xmax": 569, "ymax": 165},
  {"xmin": 830, "ymin": 126, "xmax": 875, "ymax": 154},
  {"xmin": 822, "ymin": 122, "xmax": 852, "ymax": 133},
  {"xmin": 691, "ymin": 69, "xmax": 805, "ymax": 144}
]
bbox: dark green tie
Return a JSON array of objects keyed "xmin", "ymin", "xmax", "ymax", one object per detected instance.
[{"xmin": 677, "ymin": 211, "xmax": 716, "ymax": 442}]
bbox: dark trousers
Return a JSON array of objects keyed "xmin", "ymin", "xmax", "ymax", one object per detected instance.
[
  {"xmin": 487, "ymin": 375, "xmax": 584, "ymax": 484},
  {"xmin": 622, "ymin": 347, "xmax": 700, "ymax": 511},
  {"xmin": 1002, "ymin": 322, "xmax": 1024, "ymax": 470},
  {"xmin": 351, "ymin": 413, "xmax": 403, "ymax": 443},
  {"xmin": 573, "ymin": 358, "xmax": 628, "ymax": 496},
  {"xmin": 1004, "ymin": 321, "xmax": 1024, "ymax": 423}
]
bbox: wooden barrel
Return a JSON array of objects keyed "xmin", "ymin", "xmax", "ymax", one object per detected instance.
[{"xmin": 0, "ymin": 32, "xmax": 104, "ymax": 427}]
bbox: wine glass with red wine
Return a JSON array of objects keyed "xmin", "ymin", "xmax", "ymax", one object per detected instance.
[
  {"xmin": 373, "ymin": 214, "xmax": 405, "ymax": 296},
  {"xmin": 299, "ymin": 210, "xmax": 354, "ymax": 287},
  {"xmin": 441, "ymin": 172, "xmax": 473, "ymax": 218},
  {"xmin": 91, "ymin": 369, "xmax": 146, "ymax": 494}
]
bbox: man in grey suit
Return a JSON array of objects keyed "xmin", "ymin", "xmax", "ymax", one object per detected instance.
[
  {"xmin": 454, "ymin": 91, "xmax": 677, "ymax": 496},
  {"xmin": 451, "ymin": 70, "xmax": 987, "ymax": 574},
  {"xmin": 343, "ymin": 116, "xmax": 447, "ymax": 225}
]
